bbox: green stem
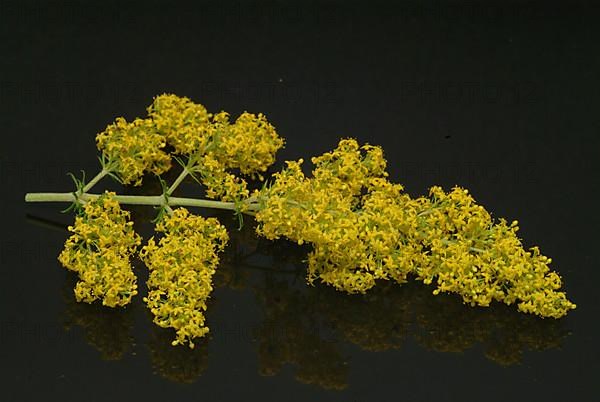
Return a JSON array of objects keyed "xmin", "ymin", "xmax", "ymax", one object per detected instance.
[
  {"xmin": 82, "ymin": 169, "xmax": 110, "ymax": 193},
  {"xmin": 25, "ymin": 192, "xmax": 241, "ymax": 212},
  {"xmin": 167, "ymin": 167, "xmax": 189, "ymax": 196}
]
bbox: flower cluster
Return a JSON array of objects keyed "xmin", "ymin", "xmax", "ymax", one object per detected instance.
[
  {"xmin": 413, "ymin": 186, "xmax": 576, "ymax": 319},
  {"xmin": 96, "ymin": 117, "xmax": 171, "ymax": 186},
  {"xmin": 97, "ymin": 94, "xmax": 284, "ymax": 197},
  {"xmin": 58, "ymin": 192, "xmax": 140, "ymax": 307},
  {"xmin": 146, "ymin": 94, "xmax": 212, "ymax": 155},
  {"xmin": 255, "ymin": 139, "xmax": 576, "ymax": 318},
  {"xmin": 147, "ymin": 95, "xmax": 283, "ymax": 172},
  {"xmin": 140, "ymin": 208, "xmax": 229, "ymax": 348},
  {"xmin": 255, "ymin": 139, "xmax": 411, "ymax": 293},
  {"xmin": 146, "ymin": 94, "xmax": 283, "ymax": 200},
  {"xmin": 196, "ymin": 154, "xmax": 250, "ymax": 203},
  {"xmin": 211, "ymin": 111, "xmax": 284, "ymax": 178}
]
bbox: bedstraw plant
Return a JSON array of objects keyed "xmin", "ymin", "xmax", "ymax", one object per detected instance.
[{"xmin": 25, "ymin": 94, "xmax": 576, "ymax": 348}]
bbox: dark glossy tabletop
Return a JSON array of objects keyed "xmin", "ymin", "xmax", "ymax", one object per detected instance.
[{"xmin": 2, "ymin": 1, "xmax": 599, "ymax": 401}]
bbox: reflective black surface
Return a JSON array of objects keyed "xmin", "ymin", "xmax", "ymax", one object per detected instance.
[{"xmin": 2, "ymin": 1, "xmax": 599, "ymax": 401}]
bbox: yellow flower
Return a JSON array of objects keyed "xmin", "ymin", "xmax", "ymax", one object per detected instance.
[
  {"xmin": 255, "ymin": 139, "xmax": 576, "ymax": 318},
  {"xmin": 96, "ymin": 117, "xmax": 171, "ymax": 186},
  {"xmin": 140, "ymin": 208, "xmax": 229, "ymax": 348},
  {"xmin": 255, "ymin": 140, "xmax": 396, "ymax": 294},
  {"xmin": 196, "ymin": 154, "xmax": 250, "ymax": 203},
  {"xmin": 146, "ymin": 93, "xmax": 212, "ymax": 155},
  {"xmin": 146, "ymin": 94, "xmax": 284, "ymax": 202},
  {"xmin": 58, "ymin": 192, "xmax": 141, "ymax": 307},
  {"xmin": 411, "ymin": 186, "xmax": 576, "ymax": 318},
  {"xmin": 211, "ymin": 112, "xmax": 284, "ymax": 178}
]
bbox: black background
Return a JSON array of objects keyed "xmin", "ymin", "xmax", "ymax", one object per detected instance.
[{"xmin": 2, "ymin": 1, "xmax": 599, "ymax": 401}]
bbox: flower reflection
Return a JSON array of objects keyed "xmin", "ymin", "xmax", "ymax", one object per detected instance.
[
  {"xmin": 254, "ymin": 277, "xmax": 348, "ymax": 390},
  {"xmin": 147, "ymin": 325, "xmax": 209, "ymax": 383},
  {"xmin": 47, "ymin": 214, "xmax": 569, "ymax": 388},
  {"xmin": 316, "ymin": 281, "xmax": 568, "ymax": 366},
  {"xmin": 62, "ymin": 275, "xmax": 134, "ymax": 360},
  {"xmin": 408, "ymin": 283, "xmax": 568, "ymax": 365}
]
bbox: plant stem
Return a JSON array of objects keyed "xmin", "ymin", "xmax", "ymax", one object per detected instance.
[
  {"xmin": 25, "ymin": 192, "xmax": 241, "ymax": 212},
  {"xmin": 167, "ymin": 167, "xmax": 189, "ymax": 196},
  {"xmin": 82, "ymin": 169, "xmax": 110, "ymax": 193}
]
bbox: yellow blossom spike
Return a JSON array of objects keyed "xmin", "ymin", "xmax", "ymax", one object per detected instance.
[
  {"xmin": 58, "ymin": 192, "xmax": 141, "ymax": 307},
  {"xmin": 140, "ymin": 208, "xmax": 229, "ymax": 348},
  {"xmin": 255, "ymin": 139, "xmax": 576, "ymax": 318},
  {"xmin": 414, "ymin": 186, "xmax": 576, "ymax": 318}
]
